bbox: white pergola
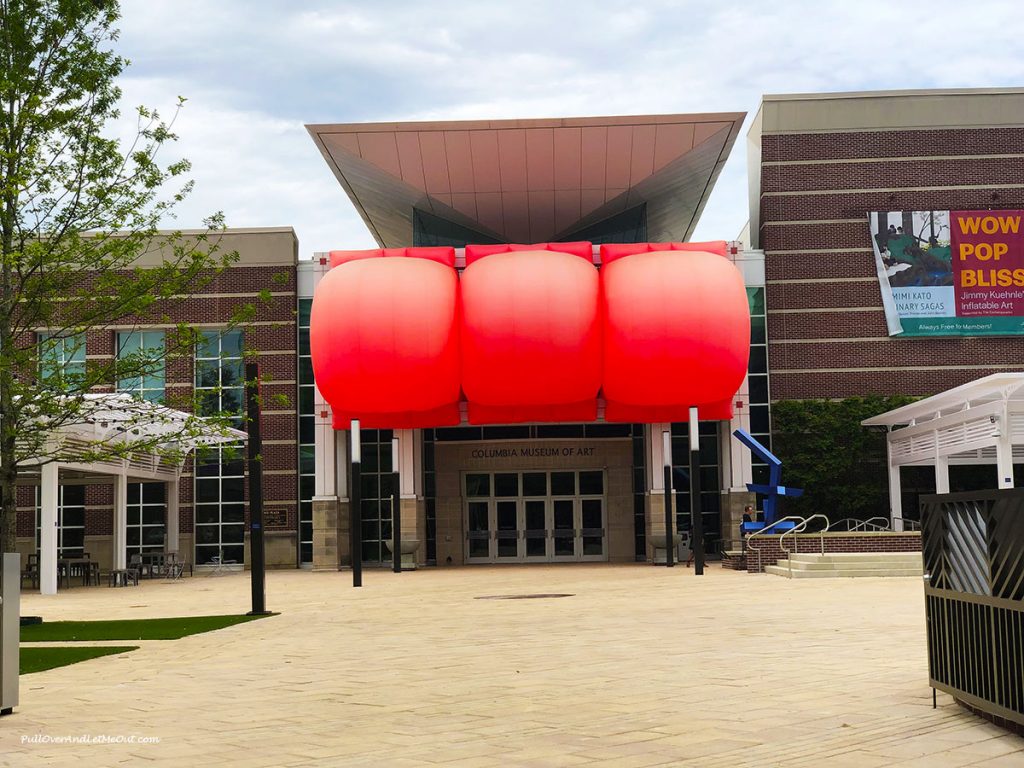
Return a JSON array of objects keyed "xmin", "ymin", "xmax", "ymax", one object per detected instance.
[
  {"xmin": 18, "ymin": 393, "xmax": 246, "ymax": 595},
  {"xmin": 863, "ymin": 373, "xmax": 1024, "ymax": 531}
]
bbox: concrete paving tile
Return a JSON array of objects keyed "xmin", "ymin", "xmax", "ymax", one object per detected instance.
[{"xmin": 6, "ymin": 565, "xmax": 1024, "ymax": 766}]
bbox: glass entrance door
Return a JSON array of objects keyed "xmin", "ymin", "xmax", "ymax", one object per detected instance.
[{"xmin": 464, "ymin": 470, "xmax": 607, "ymax": 563}]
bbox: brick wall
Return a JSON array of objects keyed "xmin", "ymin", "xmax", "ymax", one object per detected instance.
[
  {"xmin": 16, "ymin": 244, "xmax": 300, "ymax": 561},
  {"xmin": 759, "ymin": 126, "xmax": 1024, "ymax": 402},
  {"xmin": 744, "ymin": 532, "xmax": 922, "ymax": 573}
]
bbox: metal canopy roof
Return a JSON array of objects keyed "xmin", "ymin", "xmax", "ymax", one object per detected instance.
[
  {"xmin": 863, "ymin": 373, "xmax": 1024, "ymax": 429},
  {"xmin": 19, "ymin": 393, "xmax": 247, "ymax": 481},
  {"xmin": 307, "ymin": 113, "xmax": 745, "ymax": 248}
]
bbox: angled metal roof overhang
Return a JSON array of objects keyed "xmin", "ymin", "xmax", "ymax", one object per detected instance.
[{"xmin": 307, "ymin": 113, "xmax": 745, "ymax": 247}]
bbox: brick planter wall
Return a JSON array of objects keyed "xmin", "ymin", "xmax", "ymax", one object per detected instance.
[{"xmin": 745, "ymin": 531, "xmax": 922, "ymax": 573}]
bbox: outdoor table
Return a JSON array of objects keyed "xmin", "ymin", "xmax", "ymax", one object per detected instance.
[{"xmin": 57, "ymin": 558, "xmax": 96, "ymax": 588}]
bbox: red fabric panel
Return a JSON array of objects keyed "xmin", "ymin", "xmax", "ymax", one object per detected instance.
[
  {"xmin": 461, "ymin": 250, "xmax": 601, "ymax": 410},
  {"xmin": 671, "ymin": 240, "xmax": 728, "ymax": 256},
  {"xmin": 604, "ymin": 398, "xmax": 734, "ymax": 423},
  {"xmin": 464, "ymin": 242, "xmax": 593, "ymax": 265},
  {"xmin": 468, "ymin": 400, "xmax": 597, "ymax": 425},
  {"xmin": 311, "ymin": 258, "xmax": 460, "ymax": 423},
  {"xmin": 404, "ymin": 247, "xmax": 456, "ymax": 267},
  {"xmin": 328, "ymin": 249, "xmax": 382, "ymax": 268},
  {"xmin": 332, "ymin": 403, "xmax": 461, "ymax": 430},
  {"xmin": 328, "ymin": 247, "xmax": 455, "ymax": 269},
  {"xmin": 600, "ymin": 240, "xmax": 730, "ymax": 265},
  {"xmin": 601, "ymin": 249, "xmax": 749, "ymax": 409}
]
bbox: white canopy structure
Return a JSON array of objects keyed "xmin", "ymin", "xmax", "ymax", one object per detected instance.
[
  {"xmin": 863, "ymin": 373, "xmax": 1024, "ymax": 531},
  {"xmin": 17, "ymin": 393, "xmax": 246, "ymax": 594}
]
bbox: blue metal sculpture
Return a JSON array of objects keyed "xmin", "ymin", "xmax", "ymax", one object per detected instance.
[{"xmin": 732, "ymin": 428, "xmax": 803, "ymax": 532}]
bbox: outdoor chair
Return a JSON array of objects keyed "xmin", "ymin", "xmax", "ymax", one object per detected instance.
[
  {"xmin": 129, "ymin": 553, "xmax": 152, "ymax": 579},
  {"xmin": 21, "ymin": 554, "xmax": 39, "ymax": 590}
]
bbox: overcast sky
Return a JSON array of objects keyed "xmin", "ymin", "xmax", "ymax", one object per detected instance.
[{"xmin": 114, "ymin": 0, "xmax": 1024, "ymax": 258}]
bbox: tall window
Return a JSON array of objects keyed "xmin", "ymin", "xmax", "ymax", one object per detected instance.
[
  {"xmin": 746, "ymin": 288, "xmax": 772, "ymax": 489},
  {"xmin": 194, "ymin": 330, "xmax": 246, "ymax": 565},
  {"xmin": 297, "ymin": 299, "xmax": 315, "ymax": 565},
  {"xmin": 360, "ymin": 429, "xmax": 394, "ymax": 563},
  {"xmin": 35, "ymin": 485, "xmax": 86, "ymax": 558},
  {"xmin": 127, "ymin": 483, "xmax": 166, "ymax": 555},
  {"xmin": 195, "ymin": 330, "xmax": 245, "ymax": 420},
  {"xmin": 117, "ymin": 330, "xmax": 166, "ymax": 402},
  {"xmin": 39, "ymin": 332, "xmax": 86, "ymax": 385},
  {"xmin": 670, "ymin": 422, "xmax": 722, "ymax": 549}
]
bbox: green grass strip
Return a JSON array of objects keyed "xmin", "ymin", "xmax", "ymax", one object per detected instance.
[
  {"xmin": 21, "ymin": 646, "xmax": 139, "ymax": 675},
  {"xmin": 21, "ymin": 613, "xmax": 274, "ymax": 642}
]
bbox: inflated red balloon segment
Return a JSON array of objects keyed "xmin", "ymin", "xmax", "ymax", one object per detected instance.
[{"xmin": 310, "ymin": 242, "xmax": 749, "ymax": 428}]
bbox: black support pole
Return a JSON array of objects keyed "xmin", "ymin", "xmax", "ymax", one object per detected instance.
[
  {"xmin": 689, "ymin": 407, "xmax": 705, "ymax": 575},
  {"xmin": 350, "ymin": 420, "xmax": 362, "ymax": 588},
  {"xmin": 391, "ymin": 437, "xmax": 401, "ymax": 574},
  {"xmin": 245, "ymin": 361, "xmax": 269, "ymax": 615},
  {"xmin": 662, "ymin": 430, "xmax": 674, "ymax": 567}
]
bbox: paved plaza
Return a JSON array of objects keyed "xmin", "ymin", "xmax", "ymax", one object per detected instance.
[{"xmin": 5, "ymin": 564, "xmax": 1024, "ymax": 767}]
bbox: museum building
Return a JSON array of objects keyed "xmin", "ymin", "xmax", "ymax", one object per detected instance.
[{"xmin": 16, "ymin": 88, "xmax": 1024, "ymax": 576}]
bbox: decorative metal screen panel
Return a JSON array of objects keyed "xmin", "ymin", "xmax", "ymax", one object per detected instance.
[{"xmin": 921, "ymin": 489, "xmax": 1024, "ymax": 727}]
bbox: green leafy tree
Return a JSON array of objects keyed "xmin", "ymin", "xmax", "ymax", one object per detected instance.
[
  {"xmin": 771, "ymin": 396, "xmax": 918, "ymax": 522},
  {"xmin": 0, "ymin": 0, "xmax": 249, "ymax": 552}
]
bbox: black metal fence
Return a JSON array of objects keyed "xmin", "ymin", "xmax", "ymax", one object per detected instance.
[{"xmin": 921, "ymin": 489, "xmax": 1024, "ymax": 727}]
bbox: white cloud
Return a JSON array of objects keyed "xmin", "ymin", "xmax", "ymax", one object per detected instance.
[{"xmin": 110, "ymin": 0, "xmax": 1024, "ymax": 256}]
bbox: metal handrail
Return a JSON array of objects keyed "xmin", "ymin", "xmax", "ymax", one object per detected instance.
[
  {"xmin": 780, "ymin": 514, "xmax": 831, "ymax": 576},
  {"xmin": 831, "ymin": 516, "xmax": 891, "ymax": 532},
  {"xmin": 745, "ymin": 515, "xmax": 806, "ymax": 573}
]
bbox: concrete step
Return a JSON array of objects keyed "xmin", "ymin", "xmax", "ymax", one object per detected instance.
[
  {"xmin": 782, "ymin": 559, "xmax": 923, "ymax": 572},
  {"xmin": 787, "ymin": 552, "xmax": 922, "ymax": 566},
  {"xmin": 765, "ymin": 564, "xmax": 924, "ymax": 578}
]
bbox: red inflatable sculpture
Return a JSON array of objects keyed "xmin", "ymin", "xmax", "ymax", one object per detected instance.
[
  {"xmin": 460, "ymin": 249, "xmax": 601, "ymax": 424},
  {"xmin": 601, "ymin": 248, "xmax": 749, "ymax": 422},
  {"xmin": 310, "ymin": 251, "xmax": 460, "ymax": 428},
  {"xmin": 309, "ymin": 241, "xmax": 750, "ymax": 427}
]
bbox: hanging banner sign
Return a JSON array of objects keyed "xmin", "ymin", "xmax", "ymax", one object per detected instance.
[{"xmin": 869, "ymin": 210, "xmax": 1024, "ymax": 336}]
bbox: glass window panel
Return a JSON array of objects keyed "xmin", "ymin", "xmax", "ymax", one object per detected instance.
[
  {"xmin": 222, "ymin": 545, "xmax": 244, "ymax": 563},
  {"xmin": 494, "ymin": 473, "xmax": 518, "ymax": 497},
  {"xmin": 748, "ymin": 346, "xmax": 767, "ymax": 374},
  {"xmin": 128, "ymin": 483, "xmax": 141, "ymax": 504},
  {"xmin": 468, "ymin": 502, "xmax": 489, "ymax": 531},
  {"xmin": 196, "ymin": 479, "xmax": 219, "ymax": 504},
  {"xmin": 579, "ymin": 471, "xmax": 603, "ymax": 495},
  {"xmin": 582, "ymin": 499, "xmax": 603, "ymax": 528},
  {"xmin": 194, "ymin": 506, "xmax": 219, "ymax": 526},
  {"xmin": 750, "ymin": 405, "xmax": 771, "ymax": 435},
  {"xmin": 551, "ymin": 472, "xmax": 575, "ymax": 496},
  {"xmin": 466, "ymin": 474, "xmax": 490, "ymax": 498},
  {"xmin": 221, "ymin": 524, "xmax": 245, "ymax": 544},
  {"xmin": 142, "ymin": 527, "xmax": 166, "ymax": 546},
  {"xmin": 221, "ymin": 504, "xmax": 245, "ymax": 524},
  {"xmin": 299, "ymin": 387, "xmax": 315, "ymax": 413},
  {"xmin": 298, "ymin": 299, "xmax": 312, "ymax": 327},
  {"xmin": 195, "ymin": 524, "xmax": 220, "ymax": 544},
  {"xmin": 127, "ymin": 528, "xmax": 140, "ymax": 546},
  {"xmin": 749, "ymin": 375, "xmax": 769, "ymax": 404},
  {"xmin": 142, "ymin": 507, "xmax": 164, "ymax": 526},
  {"xmin": 746, "ymin": 287, "xmax": 765, "ymax": 316},
  {"xmin": 299, "ymin": 445, "xmax": 315, "ymax": 474},
  {"xmin": 142, "ymin": 483, "xmax": 165, "ymax": 503},
  {"xmin": 221, "ymin": 477, "xmax": 244, "ymax": 502},
  {"xmin": 522, "ymin": 473, "xmax": 546, "ymax": 497}
]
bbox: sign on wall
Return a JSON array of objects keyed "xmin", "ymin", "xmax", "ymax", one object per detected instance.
[{"xmin": 870, "ymin": 210, "xmax": 1024, "ymax": 336}]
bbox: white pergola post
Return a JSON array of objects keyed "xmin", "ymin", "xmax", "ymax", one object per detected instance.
[
  {"xmin": 113, "ymin": 471, "xmax": 128, "ymax": 570},
  {"xmin": 166, "ymin": 477, "xmax": 180, "ymax": 553},
  {"xmin": 935, "ymin": 453, "xmax": 951, "ymax": 494},
  {"xmin": 39, "ymin": 462, "xmax": 59, "ymax": 596},
  {"xmin": 886, "ymin": 438, "xmax": 904, "ymax": 532},
  {"xmin": 996, "ymin": 408, "xmax": 1015, "ymax": 489}
]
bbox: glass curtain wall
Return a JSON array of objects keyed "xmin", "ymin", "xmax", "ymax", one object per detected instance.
[
  {"xmin": 193, "ymin": 330, "xmax": 246, "ymax": 565},
  {"xmin": 297, "ymin": 299, "xmax": 315, "ymax": 565}
]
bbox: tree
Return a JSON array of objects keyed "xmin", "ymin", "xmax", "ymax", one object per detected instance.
[
  {"xmin": 771, "ymin": 396, "xmax": 918, "ymax": 522},
  {"xmin": 0, "ymin": 0, "xmax": 249, "ymax": 553}
]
